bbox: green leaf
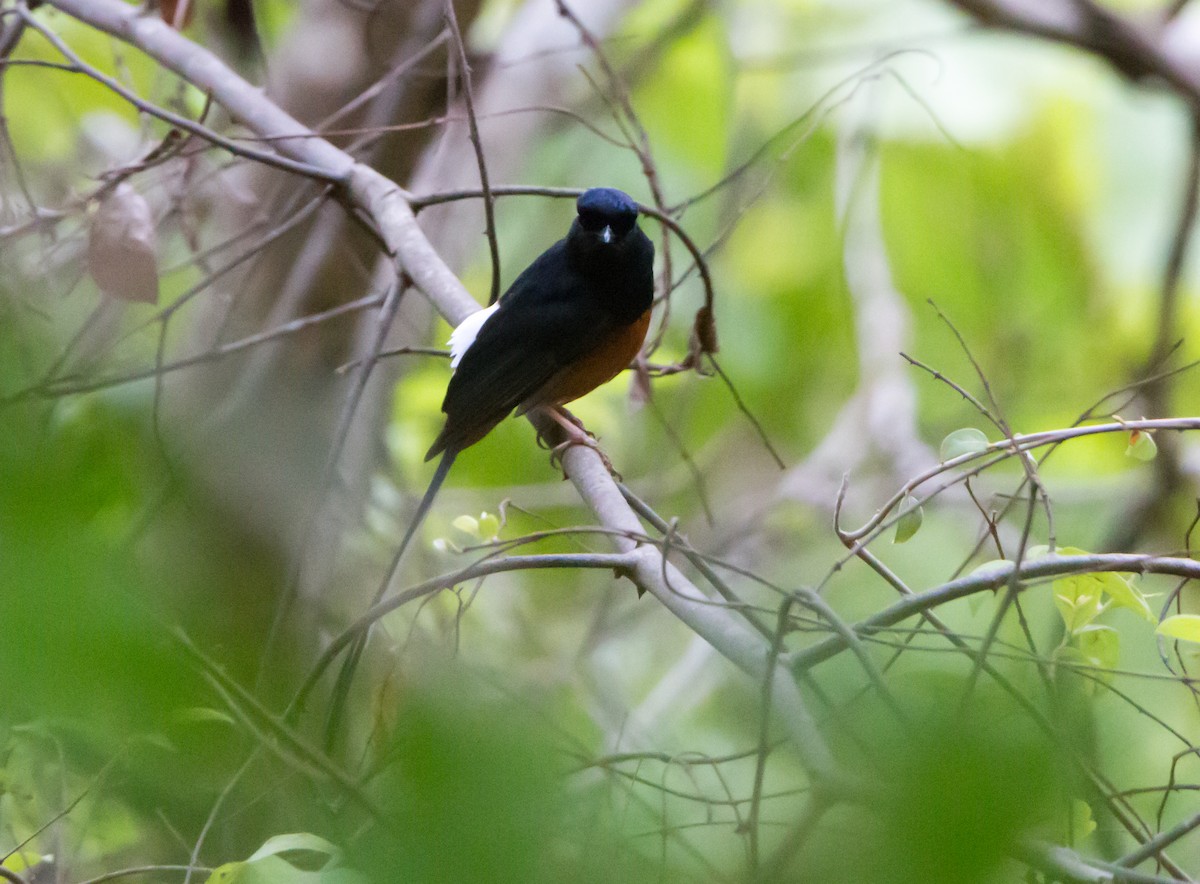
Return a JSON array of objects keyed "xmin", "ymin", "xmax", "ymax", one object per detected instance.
[
  {"xmin": 175, "ymin": 706, "xmax": 235, "ymax": 727},
  {"xmin": 451, "ymin": 515, "xmax": 480, "ymax": 539},
  {"xmin": 1075, "ymin": 625, "xmax": 1119, "ymax": 677},
  {"xmin": 1125, "ymin": 430, "xmax": 1158, "ymax": 462},
  {"xmin": 204, "ymin": 862, "xmax": 243, "ymax": 883},
  {"xmin": 247, "ymin": 832, "xmax": 341, "ymax": 865},
  {"xmin": 476, "ymin": 512, "xmax": 500, "ymax": 541},
  {"xmin": 893, "ymin": 496, "xmax": 923, "ymax": 544},
  {"xmin": 3, "ymin": 851, "xmax": 48, "ymax": 873},
  {"xmin": 205, "ymin": 834, "xmax": 365, "ymax": 884},
  {"xmin": 1157, "ymin": 614, "xmax": 1200, "ymax": 644},
  {"xmin": 1066, "ymin": 799, "xmax": 1097, "ymax": 842},
  {"xmin": 940, "ymin": 427, "xmax": 989, "ymax": 462},
  {"xmin": 1053, "ymin": 575, "xmax": 1103, "ymax": 633},
  {"xmin": 1095, "ymin": 571, "xmax": 1154, "ymax": 622},
  {"xmin": 1048, "ymin": 546, "xmax": 1154, "ymax": 626},
  {"xmin": 210, "ymin": 856, "xmax": 308, "ymax": 884},
  {"xmin": 970, "ymin": 558, "xmax": 1013, "ymax": 575}
]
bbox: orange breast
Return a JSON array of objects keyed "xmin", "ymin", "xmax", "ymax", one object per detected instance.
[{"xmin": 528, "ymin": 309, "xmax": 651, "ymax": 408}]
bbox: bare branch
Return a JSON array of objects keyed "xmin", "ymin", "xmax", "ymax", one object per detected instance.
[
  {"xmin": 39, "ymin": 0, "xmax": 841, "ymax": 779},
  {"xmin": 443, "ymin": 0, "xmax": 500, "ymax": 305},
  {"xmin": 791, "ymin": 552, "xmax": 1200, "ymax": 671},
  {"xmin": 1119, "ymin": 807, "xmax": 1200, "ymax": 870},
  {"xmin": 947, "ymin": 0, "xmax": 1200, "ymax": 100},
  {"xmin": 76, "ymin": 866, "xmax": 214, "ymax": 884},
  {"xmin": 17, "ymin": 7, "xmax": 344, "ymax": 183}
]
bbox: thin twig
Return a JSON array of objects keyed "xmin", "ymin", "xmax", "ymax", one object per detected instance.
[
  {"xmin": 274, "ymin": 278, "xmax": 411, "ymax": 744},
  {"xmin": 17, "ymin": 8, "xmax": 344, "ymax": 184},
  {"xmin": 791, "ymin": 552, "xmax": 1200, "ymax": 671},
  {"xmin": 173, "ymin": 629, "xmax": 384, "ymax": 819},
  {"xmin": 77, "ymin": 866, "xmax": 213, "ymax": 884},
  {"xmin": 746, "ymin": 598, "xmax": 792, "ymax": 871},
  {"xmin": 1110, "ymin": 111, "xmax": 1200, "ymax": 549},
  {"xmin": 841, "ymin": 417, "xmax": 1200, "ymax": 542},
  {"xmin": 706, "ymin": 354, "xmax": 787, "ymax": 469},
  {"xmin": 554, "ymin": 0, "xmax": 676, "ymax": 351},
  {"xmin": 183, "ymin": 753, "xmax": 257, "ymax": 884},
  {"xmin": 285, "ymin": 551, "xmax": 639, "ymax": 720},
  {"xmin": 411, "ymin": 184, "xmax": 717, "ymax": 320},
  {"xmin": 444, "ymin": 0, "xmax": 501, "ymax": 305},
  {"xmin": 5, "ymin": 197, "xmax": 345, "ymax": 401}
]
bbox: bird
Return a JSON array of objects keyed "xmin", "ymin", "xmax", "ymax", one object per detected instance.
[
  {"xmin": 324, "ymin": 188, "xmax": 654, "ymax": 746},
  {"xmin": 404, "ymin": 186, "xmax": 655, "ymax": 558}
]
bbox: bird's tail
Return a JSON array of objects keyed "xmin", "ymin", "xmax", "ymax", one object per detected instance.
[
  {"xmin": 392, "ymin": 447, "xmax": 457, "ymax": 575},
  {"xmin": 324, "ymin": 448, "xmax": 458, "ymax": 751}
]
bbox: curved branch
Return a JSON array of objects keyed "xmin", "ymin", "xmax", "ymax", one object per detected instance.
[
  {"xmin": 1119, "ymin": 807, "xmax": 1200, "ymax": 871},
  {"xmin": 946, "ymin": 0, "xmax": 1200, "ymax": 102},
  {"xmin": 44, "ymin": 0, "xmax": 838, "ymax": 779},
  {"xmin": 288, "ymin": 551, "xmax": 638, "ymax": 717},
  {"xmin": 789, "ymin": 553, "xmax": 1200, "ymax": 672},
  {"xmin": 17, "ymin": 7, "xmax": 345, "ymax": 183},
  {"xmin": 0, "ymin": 867, "xmax": 29, "ymax": 884},
  {"xmin": 75, "ymin": 867, "xmax": 213, "ymax": 884},
  {"xmin": 841, "ymin": 417, "xmax": 1200, "ymax": 542},
  {"xmin": 411, "ymin": 184, "xmax": 717, "ymax": 320}
]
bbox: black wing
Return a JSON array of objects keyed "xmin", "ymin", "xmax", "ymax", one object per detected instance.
[{"xmin": 426, "ymin": 242, "xmax": 615, "ymax": 458}]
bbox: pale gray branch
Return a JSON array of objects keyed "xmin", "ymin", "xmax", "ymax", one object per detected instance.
[
  {"xmin": 44, "ymin": 0, "xmax": 837, "ymax": 778},
  {"xmin": 947, "ymin": 0, "xmax": 1200, "ymax": 101},
  {"xmin": 790, "ymin": 553, "xmax": 1200, "ymax": 672}
]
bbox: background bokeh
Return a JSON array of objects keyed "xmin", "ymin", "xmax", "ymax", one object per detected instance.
[{"xmin": 3, "ymin": 0, "xmax": 1200, "ymax": 881}]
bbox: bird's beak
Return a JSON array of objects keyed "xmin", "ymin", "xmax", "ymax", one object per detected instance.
[{"xmin": 600, "ymin": 225, "xmax": 613, "ymax": 244}]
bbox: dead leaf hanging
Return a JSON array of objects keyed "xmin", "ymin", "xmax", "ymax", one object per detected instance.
[{"xmin": 87, "ymin": 181, "xmax": 160, "ymax": 305}]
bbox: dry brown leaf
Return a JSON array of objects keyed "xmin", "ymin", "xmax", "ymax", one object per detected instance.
[
  {"xmin": 690, "ymin": 305, "xmax": 718, "ymax": 355},
  {"xmin": 88, "ymin": 182, "xmax": 159, "ymax": 305}
]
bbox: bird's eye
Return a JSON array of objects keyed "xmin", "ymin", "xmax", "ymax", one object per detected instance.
[
  {"xmin": 610, "ymin": 212, "xmax": 636, "ymax": 235},
  {"xmin": 578, "ymin": 210, "xmax": 605, "ymax": 232}
]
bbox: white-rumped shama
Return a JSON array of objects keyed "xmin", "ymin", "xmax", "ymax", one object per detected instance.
[
  {"xmin": 402, "ymin": 187, "xmax": 654, "ymax": 567},
  {"xmin": 326, "ymin": 188, "xmax": 654, "ymax": 744}
]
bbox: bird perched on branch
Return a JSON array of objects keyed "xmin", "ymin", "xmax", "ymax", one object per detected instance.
[
  {"xmin": 370, "ymin": 187, "xmax": 654, "ymax": 611},
  {"xmin": 410, "ymin": 186, "xmax": 655, "ymax": 545},
  {"xmin": 325, "ymin": 188, "xmax": 654, "ymax": 744},
  {"xmin": 429, "ymin": 187, "xmax": 655, "ymax": 460}
]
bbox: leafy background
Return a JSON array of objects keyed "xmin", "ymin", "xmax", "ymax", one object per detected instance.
[{"xmin": 3, "ymin": 0, "xmax": 1200, "ymax": 881}]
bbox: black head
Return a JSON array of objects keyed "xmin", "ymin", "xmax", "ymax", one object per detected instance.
[{"xmin": 574, "ymin": 187, "xmax": 640, "ymax": 245}]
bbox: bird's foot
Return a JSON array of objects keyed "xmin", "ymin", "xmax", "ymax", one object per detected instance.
[
  {"xmin": 555, "ymin": 406, "xmax": 594, "ymax": 437},
  {"xmin": 548, "ymin": 434, "xmax": 619, "ymax": 478},
  {"xmin": 539, "ymin": 407, "xmax": 619, "ymax": 478}
]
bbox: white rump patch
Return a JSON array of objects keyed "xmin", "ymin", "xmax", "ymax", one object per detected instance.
[{"xmin": 448, "ymin": 302, "xmax": 499, "ymax": 370}]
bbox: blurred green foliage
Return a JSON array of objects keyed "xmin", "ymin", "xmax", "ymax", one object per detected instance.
[
  {"xmin": 0, "ymin": 358, "xmax": 188, "ymax": 736},
  {"xmin": 798, "ymin": 686, "xmax": 1064, "ymax": 884},
  {"xmin": 4, "ymin": 0, "xmax": 1200, "ymax": 881}
]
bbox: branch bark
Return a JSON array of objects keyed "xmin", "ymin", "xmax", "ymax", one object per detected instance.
[
  {"xmin": 943, "ymin": 0, "xmax": 1200, "ymax": 550},
  {"xmin": 42, "ymin": 0, "xmax": 838, "ymax": 779},
  {"xmin": 789, "ymin": 552, "xmax": 1200, "ymax": 672},
  {"xmin": 946, "ymin": 0, "xmax": 1200, "ymax": 101}
]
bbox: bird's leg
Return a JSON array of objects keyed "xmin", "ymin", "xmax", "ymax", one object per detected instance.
[
  {"xmin": 554, "ymin": 406, "xmax": 595, "ymax": 437},
  {"xmin": 539, "ymin": 404, "xmax": 598, "ymax": 446},
  {"xmin": 538, "ymin": 406, "xmax": 618, "ymax": 477}
]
